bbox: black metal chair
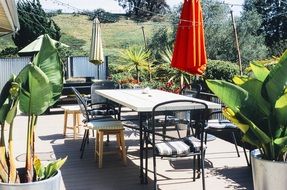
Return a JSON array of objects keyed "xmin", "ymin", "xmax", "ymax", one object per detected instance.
[
  {"xmin": 72, "ymin": 87, "xmax": 121, "ymax": 159},
  {"xmin": 145, "ymin": 100, "xmax": 209, "ymax": 190},
  {"xmin": 90, "ymin": 80, "xmax": 120, "ymax": 119}
]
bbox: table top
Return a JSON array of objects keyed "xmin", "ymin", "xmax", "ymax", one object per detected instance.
[{"xmin": 95, "ymin": 89, "xmax": 221, "ymax": 112}]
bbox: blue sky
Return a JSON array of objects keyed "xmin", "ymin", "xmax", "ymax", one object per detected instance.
[{"xmin": 39, "ymin": 0, "xmax": 244, "ymax": 15}]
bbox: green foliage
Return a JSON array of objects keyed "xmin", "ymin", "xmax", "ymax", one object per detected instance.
[
  {"xmin": 13, "ymin": 0, "xmax": 61, "ymax": 49},
  {"xmin": 0, "ymin": 47, "xmax": 19, "ymax": 57},
  {"xmin": 84, "ymin": 9, "xmax": 120, "ymax": 23},
  {"xmin": 120, "ymin": 46, "xmax": 151, "ymax": 82},
  {"xmin": 238, "ymin": 8, "xmax": 268, "ymax": 66},
  {"xmin": 116, "ymin": 0, "xmax": 169, "ymax": 21},
  {"xmin": 244, "ymin": 0, "xmax": 287, "ymax": 55},
  {"xmin": 0, "ymin": 35, "xmax": 65, "ymax": 183},
  {"xmin": 206, "ymin": 49, "xmax": 287, "ymax": 161},
  {"xmin": 34, "ymin": 156, "xmax": 67, "ymax": 181},
  {"xmin": 155, "ymin": 47, "xmax": 190, "ymax": 90},
  {"xmin": 204, "ymin": 60, "xmax": 240, "ymax": 82},
  {"xmin": 59, "ymin": 34, "xmax": 87, "ymax": 57},
  {"xmin": 147, "ymin": 26, "xmax": 171, "ymax": 61},
  {"xmin": 202, "ymin": 0, "xmax": 269, "ymax": 66}
]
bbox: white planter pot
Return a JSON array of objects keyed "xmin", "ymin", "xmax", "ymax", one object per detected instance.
[
  {"xmin": 0, "ymin": 170, "xmax": 61, "ymax": 190},
  {"xmin": 251, "ymin": 149, "xmax": 287, "ymax": 190}
]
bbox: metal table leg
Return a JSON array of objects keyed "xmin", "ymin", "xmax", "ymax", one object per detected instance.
[{"xmin": 139, "ymin": 112, "xmax": 144, "ymax": 184}]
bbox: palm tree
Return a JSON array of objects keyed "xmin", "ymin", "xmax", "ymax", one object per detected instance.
[{"xmin": 120, "ymin": 46, "xmax": 151, "ymax": 82}]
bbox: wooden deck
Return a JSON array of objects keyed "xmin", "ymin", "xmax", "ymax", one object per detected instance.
[{"xmin": 12, "ymin": 112, "xmax": 253, "ymax": 190}]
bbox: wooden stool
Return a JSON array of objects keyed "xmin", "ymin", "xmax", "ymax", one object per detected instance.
[
  {"xmin": 62, "ymin": 105, "xmax": 82, "ymax": 139},
  {"xmin": 95, "ymin": 129, "xmax": 127, "ymax": 168},
  {"xmin": 85, "ymin": 119, "xmax": 127, "ymax": 168}
]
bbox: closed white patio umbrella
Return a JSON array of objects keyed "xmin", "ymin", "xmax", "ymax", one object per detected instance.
[
  {"xmin": 0, "ymin": 0, "xmax": 20, "ymax": 36},
  {"xmin": 89, "ymin": 17, "xmax": 104, "ymax": 64}
]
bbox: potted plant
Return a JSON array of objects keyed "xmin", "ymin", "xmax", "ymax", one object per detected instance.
[
  {"xmin": 206, "ymin": 50, "xmax": 287, "ymax": 190},
  {"xmin": 0, "ymin": 34, "xmax": 66, "ymax": 189}
]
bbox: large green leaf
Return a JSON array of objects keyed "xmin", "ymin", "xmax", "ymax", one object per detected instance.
[
  {"xmin": 206, "ymin": 80, "xmax": 248, "ymax": 111},
  {"xmin": 6, "ymin": 99, "xmax": 18, "ymax": 124},
  {"xmin": 262, "ymin": 49, "xmax": 287, "ymax": 105},
  {"xmin": 0, "ymin": 78, "xmax": 13, "ymax": 108},
  {"xmin": 19, "ymin": 65, "xmax": 53, "ymax": 115},
  {"xmin": 206, "ymin": 80, "xmax": 268, "ymax": 123},
  {"xmin": 275, "ymin": 93, "xmax": 287, "ymax": 126},
  {"xmin": 223, "ymin": 107, "xmax": 271, "ymax": 145},
  {"xmin": 0, "ymin": 103, "xmax": 10, "ymax": 125},
  {"xmin": 250, "ymin": 62, "xmax": 270, "ymax": 82},
  {"xmin": 44, "ymin": 156, "xmax": 67, "ymax": 179},
  {"xmin": 240, "ymin": 79, "xmax": 270, "ymax": 121},
  {"xmin": 207, "ymin": 80, "xmax": 272, "ymax": 145},
  {"xmin": 33, "ymin": 34, "xmax": 63, "ymax": 106}
]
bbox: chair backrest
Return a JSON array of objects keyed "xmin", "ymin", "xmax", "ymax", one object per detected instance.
[
  {"xmin": 149, "ymin": 99, "xmax": 209, "ymax": 141},
  {"xmin": 72, "ymin": 87, "xmax": 90, "ymax": 122},
  {"xmin": 180, "ymin": 83, "xmax": 202, "ymax": 98},
  {"xmin": 91, "ymin": 80, "xmax": 117, "ymax": 105},
  {"xmin": 198, "ymin": 92, "xmax": 225, "ymax": 120}
]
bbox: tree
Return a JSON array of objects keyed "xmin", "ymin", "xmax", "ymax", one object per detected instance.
[
  {"xmin": 115, "ymin": 0, "xmax": 169, "ymax": 20},
  {"xmin": 13, "ymin": 0, "xmax": 61, "ymax": 49},
  {"xmin": 202, "ymin": 0, "xmax": 268, "ymax": 66},
  {"xmin": 202, "ymin": 0, "xmax": 236, "ymax": 62},
  {"xmin": 237, "ymin": 9, "xmax": 268, "ymax": 64},
  {"xmin": 244, "ymin": 0, "xmax": 287, "ymax": 55}
]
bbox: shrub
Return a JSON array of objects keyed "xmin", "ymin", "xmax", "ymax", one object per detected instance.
[{"xmin": 204, "ymin": 60, "xmax": 240, "ymax": 82}]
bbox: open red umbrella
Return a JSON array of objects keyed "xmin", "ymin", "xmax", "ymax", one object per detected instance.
[{"xmin": 171, "ymin": 0, "xmax": 207, "ymax": 75}]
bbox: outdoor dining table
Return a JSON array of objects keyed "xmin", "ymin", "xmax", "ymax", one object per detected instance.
[{"xmin": 94, "ymin": 88, "xmax": 221, "ymax": 184}]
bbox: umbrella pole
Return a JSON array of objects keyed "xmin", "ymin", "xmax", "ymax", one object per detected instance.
[{"xmin": 97, "ymin": 65, "xmax": 100, "ymax": 80}]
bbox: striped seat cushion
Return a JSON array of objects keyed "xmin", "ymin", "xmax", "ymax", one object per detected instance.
[
  {"xmin": 89, "ymin": 108, "xmax": 118, "ymax": 116},
  {"xmin": 207, "ymin": 119, "xmax": 237, "ymax": 129},
  {"xmin": 183, "ymin": 136, "xmax": 207, "ymax": 152},
  {"xmin": 86, "ymin": 118, "xmax": 123, "ymax": 130},
  {"xmin": 155, "ymin": 140, "xmax": 190, "ymax": 156}
]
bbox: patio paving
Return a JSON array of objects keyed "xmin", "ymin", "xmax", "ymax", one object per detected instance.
[{"xmin": 11, "ymin": 110, "xmax": 253, "ymax": 190}]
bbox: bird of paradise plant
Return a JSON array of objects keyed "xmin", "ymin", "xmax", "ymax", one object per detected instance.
[
  {"xmin": 206, "ymin": 49, "xmax": 287, "ymax": 161},
  {"xmin": 0, "ymin": 34, "xmax": 66, "ymax": 183}
]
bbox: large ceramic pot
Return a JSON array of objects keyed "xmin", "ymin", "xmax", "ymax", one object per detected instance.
[
  {"xmin": 0, "ymin": 170, "xmax": 61, "ymax": 190},
  {"xmin": 251, "ymin": 149, "xmax": 287, "ymax": 190}
]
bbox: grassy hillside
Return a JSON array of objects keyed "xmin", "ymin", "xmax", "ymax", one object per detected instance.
[
  {"xmin": 53, "ymin": 14, "xmax": 171, "ymax": 58},
  {"xmin": 1, "ymin": 14, "xmax": 172, "ymax": 62}
]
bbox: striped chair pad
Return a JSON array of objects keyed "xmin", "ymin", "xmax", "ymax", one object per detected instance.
[
  {"xmin": 207, "ymin": 119, "xmax": 237, "ymax": 129},
  {"xmin": 184, "ymin": 136, "xmax": 207, "ymax": 152},
  {"xmin": 86, "ymin": 118, "xmax": 123, "ymax": 130},
  {"xmin": 155, "ymin": 140, "xmax": 190, "ymax": 156},
  {"xmin": 89, "ymin": 108, "xmax": 118, "ymax": 116}
]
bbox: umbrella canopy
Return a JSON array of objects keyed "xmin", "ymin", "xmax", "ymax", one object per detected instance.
[
  {"xmin": 18, "ymin": 34, "xmax": 69, "ymax": 56},
  {"xmin": 0, "ymin": 0, "xmax": 20, "ymax": 36},
  {"xmin": 171, "ymin": 0, "xmax": 207, "ymax": 75},
  {"xmin": 89, "ymin": 17, "xmax": 104, "ymax": 64}
]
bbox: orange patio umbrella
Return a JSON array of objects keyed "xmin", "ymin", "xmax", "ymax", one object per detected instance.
[{"xmin": 171, "ymin": 0, "xmax": 207, "ymax": 75}]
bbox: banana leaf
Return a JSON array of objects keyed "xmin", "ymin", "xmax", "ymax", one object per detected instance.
[
  {"xmin": 206, "ymin": 80, "xmax": 269, "ymax": 126},
  {"xmin": 250, "ymin": 62, "xmax": 270, "ymax": 82},
  {"xmin": 18, "ymin": 64, "xmax": 52, "ymax": 115},
  {"xmin": 262, "ymin": 50, "xmax": 287, "ymax": 105},
  {"xmin": 275, "ymin": 93, "xmax": 287, "ymax": 126},
  {"xmin": 32, "ymin": 34, "xmax": 63, "ymax": 106}
]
